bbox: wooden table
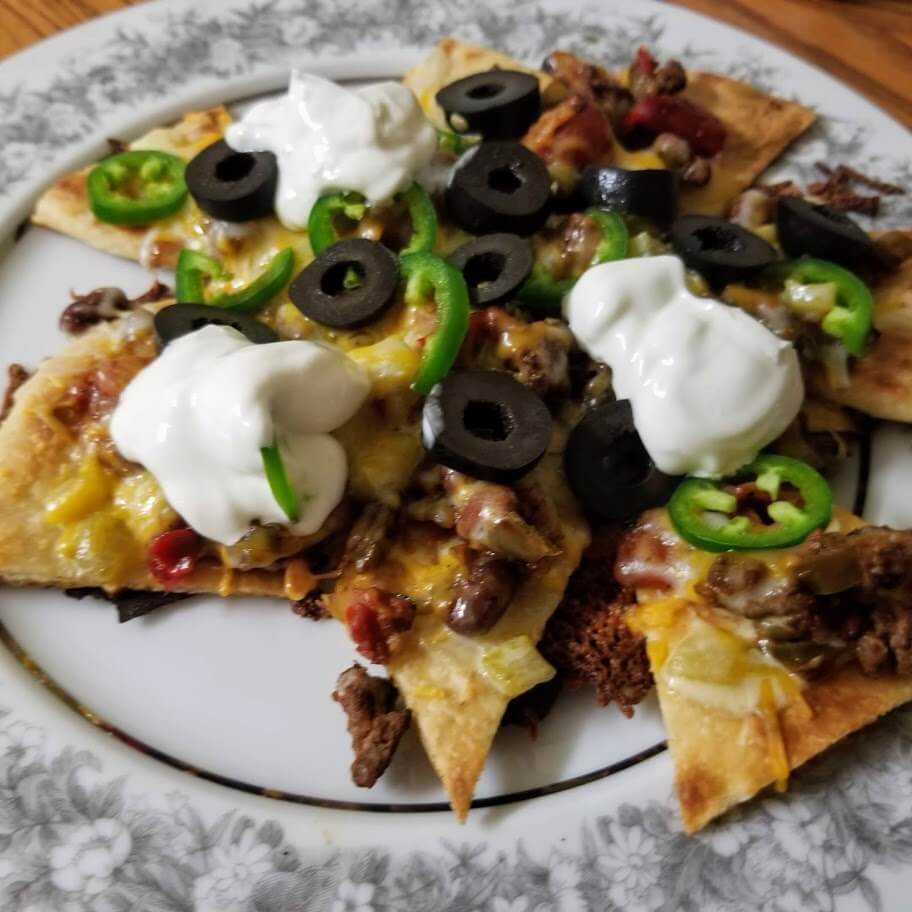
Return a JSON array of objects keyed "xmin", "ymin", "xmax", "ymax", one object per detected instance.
[{"xmin": 1, "ymin": 0, "xmax": 910, "ymax": 127}]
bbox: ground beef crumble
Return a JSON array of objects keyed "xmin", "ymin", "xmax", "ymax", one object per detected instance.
[
  {"xmin": 290, "ymin": 587, "xmax": 330, "ymax": 621},
  {"xmin": 60, "ymin": 280, "xmax": 171, "ymax": 335},
  {"xmin": 332, "ymin": 664, "xmax": 411, "ymax": 788},
  {"xmin": 539, "ymin": 532, "xmax": 652, "ymax": 716}
]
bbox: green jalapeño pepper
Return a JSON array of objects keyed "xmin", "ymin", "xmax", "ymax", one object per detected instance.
[
  {"xmin": 400, "ymin": 252, "xmax": 470, "ymax": 396},
  {"xmin": 668, "ymin": 455, "xmax": 832, "ymax": 552},
  {"xmin": 772, "ymin": 258, "xmax": 874, "ymax": 357},
  {"xmin": 436, "ymin": 128, "xmax": 476, "ymax": 156},
  {"xmin": 519, "ymin": 209, "xmax": 629, "ymax": 314},
  {"xmin": 87, "ymin": 150, "xmax": 187, "ymax": 226},
  {"xmin": 308, "ymin": 183, "xmax": 438, "ymax": 257},
  {"xmin": 261, "ymin": 444, "xmax": 299, "ymax": 523},
  {"xmin": 175, "ymin": 248, "xmax": 295, "ymax": 313}
]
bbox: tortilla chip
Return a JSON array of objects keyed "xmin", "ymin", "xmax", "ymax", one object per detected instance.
[
  {"xmin": 391, "ymin": 461, "xmax": 588, "ymax": 818},
  {"xmin": 0, "ymin": 316, "xmax": 295, "ymax": 600},
  {"xmin": 328, "ymin": 452, "xmax": 589, "ymax": 818},
  {"xmin": 630, "ymin": 510, "xmax": 912, "ymax": 833},
  {"xmin": 403, "ymin": 38, "xmax": 553, "ymax": 131},
  {"xmin": 812, "ymin": 231, "xmax": 912, "ymax": 422},
  {"xmin": 680, "ymin": 73, "xmax": 816, "ymax": 216},
  {"xmin": 31, "ymin": 108, "xmax": 232, "ymax": 269},
  {"xmin": 661, "ymin": 666, "xmax": 912, "ymax": 833},
  {"xmin": 404, "ymin": 40, "xmax": 814, "ymax": 219}
]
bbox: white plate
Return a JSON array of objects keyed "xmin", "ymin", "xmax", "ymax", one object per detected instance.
[{"xmin": 1, "ymin": 1, "xmax": 912, "ymax": 909}]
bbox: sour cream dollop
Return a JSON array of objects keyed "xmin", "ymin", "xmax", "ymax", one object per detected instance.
[
  {"xmin": 226, "ymin": 71, "xmax": 438, "ymax": 230},
  {"xmin": 564, "ymin": 255, "xmax": 803, "ymax": 477},
  {"xmin": 110, "ymin": 326, "xmax": 370, "ymax": 545}
]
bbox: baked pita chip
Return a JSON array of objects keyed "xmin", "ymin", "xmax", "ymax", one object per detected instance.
[
  {"xmin": 0, "ymin": 314, "xmax": 311, "ymax": 600},
  {"xmin": 627, "ymin": 509, "xmax": 912, "ymax": 833},
  {"xmin": 812, "ymin": 230, "xmax": 912, "ymax": 422},
  {"xmin": 404, "ymin": 40, "xmax": 815, "ymax": 218},
  {"xmin": 328, "ymin": 453, "xmax": 589, "ymax": 818}
]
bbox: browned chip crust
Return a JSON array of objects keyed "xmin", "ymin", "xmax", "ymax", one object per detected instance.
[{"xmin": 665, "ymin": 666, "xmax": 912, "ymax": 833}]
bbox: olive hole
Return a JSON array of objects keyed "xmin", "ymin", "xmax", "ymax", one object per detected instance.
[
  {"xmin": 464, "ymin": 251, "xmax": 506, "ymax": 289},
  {"xmin": 488, "ymin": 166, "xmax": 523, "ymax": 194},
  {"xmin": 467, "ymin": 82, "xmax": 504, "ymax": 100},
  {"xmin": 602, "ymin": 434, "xmax": 652, "ymax": 486},
  {"xmin": 693, "ymin": 225, "xmax": 743, "ymax": 254},
  {"xmin": 321, "ymin": 261, "xmax": 366, "ymax": 296},
  {"xmin": 464, "ymin": 400, "xmax": 513, "ymax": 441},
  {"xmin": 215, "ymin": 153, "xmax": 256, "ymax": 183}
]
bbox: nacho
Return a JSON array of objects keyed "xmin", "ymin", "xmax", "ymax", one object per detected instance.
[
  {"xmin": 623, "ymin": 508, "xmax": 912, "ymax": 833},
  {"xmin": 404, "ymin": 39, "xmax": 815, "ymax": 218}
]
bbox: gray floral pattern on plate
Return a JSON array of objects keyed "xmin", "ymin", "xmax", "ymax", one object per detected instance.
[
  {"xmin": 0, "ymin": 701, "xmax": 911, "ymax": 911},
  {"xmin": 2, "ymin": 2, "xmax": 912, "ymax": 910},
  {"xmin": 0, "ymin": 0, "xmax": 909, "ymax": 225}
]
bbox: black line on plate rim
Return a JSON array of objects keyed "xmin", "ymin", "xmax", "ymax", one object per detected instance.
[{"xmin": 0, "ymin": 620, "xmax": 666, "ymax": 812}]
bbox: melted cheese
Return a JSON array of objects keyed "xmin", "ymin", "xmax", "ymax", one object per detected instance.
[{"xmin": 628, "ymin": 513, "xmax": 807, "ymax": 720}]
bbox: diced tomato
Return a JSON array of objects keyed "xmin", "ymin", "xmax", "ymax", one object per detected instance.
[
  {"xmin": 346, "ymin": 592, "xmax": 389, "ymax": 664},
  {"xmin": 346, "ymin": 588, "xmax": 416, "ymax": 665},
  {"xmin": 148, "ymin": 528, "xmax": 203, "ymax": 584},
  {"xmin": 633, "ymin": 46, "xmax": 657, "ymax": 77},
  {"xmin": 623, "ymin": 94, "xmax": 727, "ymax": 157}
]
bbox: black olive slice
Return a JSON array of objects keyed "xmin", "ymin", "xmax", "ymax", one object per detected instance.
[
  {"xmin": 154, "ymin": 303, "xmax": 278, "ymax": 347},
  {"xmin": 580, "ymin": 166, "xmax": 679, "ymax": 227},
  {"xmin": 435, "ymin": 70, "xmax": 541, "ymax": 140},
  {"xmin": 670, "ymin": 214, "xmax": 778, "ymax": 289},
  {"xmin": 777, "ymin": 197, "xmax": 875, "ymax": 269},
  {"xmin": 565, "ymin": 400, "xmax": 679, "ymax": 522},
  {"xmin": 446, "ymin": 142, "xmax": 551, "ymax": 237},
  {"xmin": 422, "ymin": 370, "xmax": 552, "ymax": 483},
  {"xmin": 288, "ymin": 239, "xmax": 399, "ymax": 329},
  {"xmin": 448, "ymin": 233, "xmax": 534, "ymax": 307},
  {"xmin": 185, "ymin": 139, "xmax": 278, "ymax": 222}
]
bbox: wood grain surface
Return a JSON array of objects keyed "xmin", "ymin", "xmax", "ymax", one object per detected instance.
[{"xmin": 1, "ymin": 0, "xmax": 910, "ymax": 127}]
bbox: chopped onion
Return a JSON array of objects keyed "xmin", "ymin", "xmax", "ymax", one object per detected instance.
[
  {"xmin": 479, "ymin": 635, "xmax": 556, "ymax": 697},
  {"xmin": 783, "ymin": 279, "xmax": 837, "ymax": 323}
]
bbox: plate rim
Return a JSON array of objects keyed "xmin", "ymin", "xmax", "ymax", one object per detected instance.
[{"xmin": 1, "ymin": 1, "xmax": 912, "ymax": 910}]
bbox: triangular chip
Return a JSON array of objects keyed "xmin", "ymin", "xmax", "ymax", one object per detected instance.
[
  {"xmin": 328, "ymin": 453, "xmax": 589, "ymax": 818},
  {"xmin": 680, "ymin": 72, "xmax": 816, "ymax": 216},
  {"xmin": 658, "ymin": 662, "xmax": 912, "ymax": 832},
  {"xmin": 31, "ymin": 107, "xmax": 307, "ymax": 277},
  {"xmin": 404, "ymin": 39, "xmax": 815, "ymax": 218},
  {"xmin": 0, "ymin": 315, "xmax": 305, "ymax": 600},
  {"xmin": 624, "ymin": 509, "xmax": 912, "ymax": 833},
  {"xmin": 32, "ymin": 109, "xmax": 232, "ymax": 269}
]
